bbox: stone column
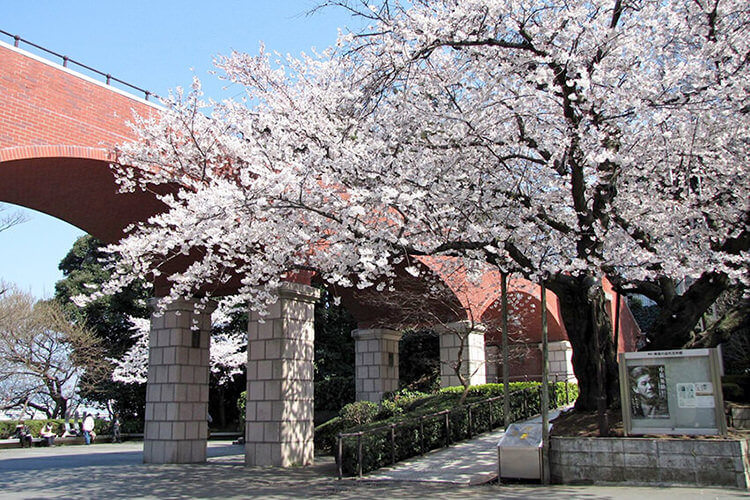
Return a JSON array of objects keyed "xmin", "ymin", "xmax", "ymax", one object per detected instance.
[
  {"xmin": 438, "ymin": 321, "xmax": 487, "ymax": 388},
  {"xmin": 543, "ymin": 340, "xmax": 577, "ymax": 383},
  {"xmin": 484, "ymin": 344, "xmax": 500, "ymax": 383},
  {"xmin": 351, "ymin": 328, "xmax": 403, "ymax": 402},
  {"xmin": 245, "ymin": 283, "xmax": 320, "ymax": 467},
  {"xmin": 144, "ymin": 298, "xmax": 215, "ymax": 464}
]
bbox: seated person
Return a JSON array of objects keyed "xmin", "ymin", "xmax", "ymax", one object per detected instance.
[
  {"xmin": 13, "ymin": 421, "xmax": 33, "ymax": 448},
  {"xmin": 40, "ymin": 422, "xmax": 56, "ymax": 446},
  {"xmin": 62, "ymin": 421, "xmax": 79, "ymax": 437}
]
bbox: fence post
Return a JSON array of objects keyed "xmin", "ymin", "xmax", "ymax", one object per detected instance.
[
  {"xmin": 391, "ymin": 424, "xmax": 396, "ymax": 465},
  {"xmin": 552, "ymin": 374, "xmax": 557, "ymax": 408},
  {"xmin": 468, "ymin": 405, "xmax": 473, "ymax": 439},
  {"xmin": 337, "ymin": 434, "xmax": 343, "ymax": 480},
  {"xmin": 420, "ymin": 416, "xmax": 425, "ymax": 455},
  {"xmin": 489, "ymin": 398, "xmax": 494, "ymax": 431},
  {"xmin": 444, "ymin": 411, "xmax": 450, "ymax": 447},
  {"xmin": 357, "ymin": 433, "xmax": 363, "ymax": 478}
]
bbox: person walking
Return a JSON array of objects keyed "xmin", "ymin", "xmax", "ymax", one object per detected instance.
[
  {"xmin": 82, "ymin": 413, "xmax": 95, "ymax": 445},
  {"xmin": 111, "ymin": 413, "xmax": 122, "ymax": 443}
]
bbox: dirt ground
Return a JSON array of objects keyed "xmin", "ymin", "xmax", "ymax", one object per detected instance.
[{"xmin": 550, "ymin": 407, "xmax": 750, "ymax": 439}]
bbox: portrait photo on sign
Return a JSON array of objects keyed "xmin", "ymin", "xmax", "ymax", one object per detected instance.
[{"xmin": 629, "ymin": 364, "xmax": 669, "ymax": 418}]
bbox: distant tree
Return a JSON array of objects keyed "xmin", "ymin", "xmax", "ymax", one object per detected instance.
[
  {"xmin": 399, "ymin": 329, "xmax": 440, "ymax": 393},
  {"xmin": 112, "ymin": 313, "xmax": 248, "ymax": 428},
  {"xmin": 54, "ymin": 235, "xmax": 151, "ymax": 419},
  {"xmin": 314, "ymin": 288, "xmax": 356, "ymax": 381},
  {"xmin": 313, "ymin": 287, "xmax": 357, "ymax": 413},
  {"xmin": 0, "ymin": 203, "xmax": 28, "ymax": 234},
  {"xmin": 0, "ymin": 204, "xmax": 28, "ymax": 298},
  {"xmin": 0, "ymin": 286, "xmax": 106, "ymax": 418}
]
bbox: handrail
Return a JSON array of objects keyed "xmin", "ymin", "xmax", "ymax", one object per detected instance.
[
  {"xmin": 0, "ymin": 28, "xmax": 159, "ymax": 101},
  {"xmin": 335, "ymin": 381, "xmax": 569, "ymax": 479}
]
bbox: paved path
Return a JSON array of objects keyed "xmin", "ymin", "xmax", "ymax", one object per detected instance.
[
  {"xmin": 0, "ymin": 440, "xmax": 746, "ymax": 499},
  {"xmin": 365, "ymin": 409, "xmax": 560, "ymax": 485}
]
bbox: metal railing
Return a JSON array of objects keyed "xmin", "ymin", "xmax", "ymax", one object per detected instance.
[
  {"xmin": 335, "ymin": 380, "xmax": 574, "ymax": 478},
  {"xmin": 1, "ymin": 28, "xmax": 159, "ymax": 101}
]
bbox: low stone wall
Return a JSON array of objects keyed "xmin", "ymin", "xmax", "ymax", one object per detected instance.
[{"xmin": 550, "ymin": 436, "xmax": 750, "ymax": 489}]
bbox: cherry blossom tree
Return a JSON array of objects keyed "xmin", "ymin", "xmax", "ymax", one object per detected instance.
[
  {"xmin": 101, "ymin": 0, "xmax": 749, "ymax": 410},
  {"xmin": 112, "ymin": 314, "xmax": 246, "ymax": 385}
]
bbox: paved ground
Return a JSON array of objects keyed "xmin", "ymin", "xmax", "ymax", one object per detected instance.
[
  {"xmin": 366, "ymin": 408, "xmax": 561, "ymax": 485},
  {"xmin": 0, "ymin": 440, "xmax": 746, "ymax": 499}
]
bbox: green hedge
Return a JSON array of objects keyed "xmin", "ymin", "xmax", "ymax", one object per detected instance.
[
  {"xmin": 1, "ymin": 417, "xmax": 139, "ymax": 439},
  {"xmin": 336, "ymin": 382, "xmax": 576, "ymax": 476}
]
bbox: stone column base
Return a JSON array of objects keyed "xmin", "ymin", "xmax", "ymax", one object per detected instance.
[
  {"xmin": 438, "ymin": 321, "xmax": 486, "ymax": 388},
  {"xmin": 144, "ymin": 298, "xmax": 214, "ymax": 464},
  {"xmin": 542, "ymin": 340, "xmax": 577, "ymax": 383},
  {"xmin": 245, "ymin": 283, "xmax": 320, "ymax": 467},
  {"xmin": 352, "ymin": 328, "xmax": 403, "ymax": 402}
]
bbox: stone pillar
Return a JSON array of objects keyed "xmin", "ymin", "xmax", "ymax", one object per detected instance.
[
  {"xmin": 245, "ymin": 283, "xmax": 320, "ymax": 467},
  {"xmin": 351, "ymin": 328, "xmax": 403, "ymax": 402},
  {"xmin": 484, "ymin": 344, "xmax": 500, "ymax": 383},
  {"xmin": 144, "ymin": 298, "xmax": 215, "ymax": 464},
  {"xmin": 543, "ymin": 340, "xmax": 577, "ymax": 383},
  {"xmin": 438, "ymin": 321, "xmax": 486, "ymax": 388}
]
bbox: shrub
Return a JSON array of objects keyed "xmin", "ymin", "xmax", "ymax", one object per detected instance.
[
  {"xmin": 0, "ymin": 419, "xmax": 67, "ymax": 439},
  {"xmin": 375, "ymin": 399, "xmax": 404, "ymax": 420},
  {"xmin": 340, "ymin": 401, "xmax": 378, "ymax": 427},
  {"xmin": 723, "ymin": 374, "xmax": 750, "ymax": 403},
  {"xmin": 121, "ymin": 418, "xmax": 144, "ymax": 434},
  {"xmin": 237, "ymin": 391, "xmax": 247, "ymax": 423},
  {"xmin": 314, "ymin": 416, "xmax": 344, "ymax": 454},
  {"xmin": 723, "ymin": 383, "xmax": 744, "ymax": 402},
  {"xmin": 337, "ymin": 381, "xmax": 577, "ymax": 476}
]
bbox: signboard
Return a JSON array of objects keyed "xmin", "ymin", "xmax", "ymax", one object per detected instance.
[{"xmin": 619, "ymin": 348, "xmax": 726, "ymax": 436}]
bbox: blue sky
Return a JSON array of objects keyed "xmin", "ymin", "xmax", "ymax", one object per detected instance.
[{"xmin": 0, "ymin": 1, "xmax": 363, "ymax": 298}]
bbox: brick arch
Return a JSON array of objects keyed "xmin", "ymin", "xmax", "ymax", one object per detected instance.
[
  {"xmin": 0, "ymin": 146, "xmax": 115, "ymax": 164},
  {"xmin": 0, "ymin": 155, "xmax": 164, "ymax": 243},
  {"xmin": 480, "ymin": 283, "xmax": 568, "ymax": 345},
  {"xmin": 324, "ymin": 259, "xmax": 466, "ymax": 328},
  {"xmin": 0, "ymin": 39, "xmax": 163, "ymax": 244}
]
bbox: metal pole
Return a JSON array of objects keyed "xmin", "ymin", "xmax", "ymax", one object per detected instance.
[
  {"xmin": 501, "ymin": 272, "xmax": 511, "ymax": 428},
  {"xmin": 444, "ymin": 411, "xmax": 450, "ymax": 447},
  {"xmin": 391, "ymin": 425, "xmax": 396, "ymax": 464},
  {"xmin": 468, "ymin": 405, "xmax": 473, "ymax": 438},
  {"xmin": 540, "ymin": 280, "xmax": 550, "ymax": 485},
  {"xmin": 489, "ymin": 398, "xmax": 494, "ymax": 431},
  {"xmin": 593, "ymin": 292, "xmax": 610, "ymax": 437},
  {"xmin": 337, "ymin": 434, "xmax": 343, "ymax": 480},
  {"xmin": 613, "ymin": 292, "xmax": 621, "ymax": 355},
  {"xmin": 357, "ymin": 432, "xmax": 362, "ymax": 477},
  {"xmin": 420, "ymin": 417, "xmax": 425, "ymax": 454}
]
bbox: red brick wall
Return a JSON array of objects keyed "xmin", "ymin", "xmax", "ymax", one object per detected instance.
[
  {"xmin": 0, "ymin": 43, "xmax": 164, "ymax": 242},
  {"xmin": 0, "ymin": 43, "xmax": 157, "ymax": 153}
]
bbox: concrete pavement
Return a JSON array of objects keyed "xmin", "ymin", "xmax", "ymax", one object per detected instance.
[
  {"xmin": 365, "ymin": 408, "xmax": 563, "ymax": 485},
  {"xmin": 0, "ymin": 440, "xmax": 747, "ymax": 499}
]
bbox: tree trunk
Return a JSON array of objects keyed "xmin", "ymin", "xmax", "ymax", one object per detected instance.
[
  {"xmin": 547, "ymin": 274, "xmax": 619, "ymax": 411},
  {"xmin": 689, "ymin": 297, "xmax": 749, "ymax": 348},
  {"xmin": 645, "ymin": 273, "xmax": 728, "ymax": 350}
]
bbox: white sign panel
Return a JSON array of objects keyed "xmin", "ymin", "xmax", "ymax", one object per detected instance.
[{"xmin": 619, "ymin": 348, "xmax": 726, "ymax": 436}]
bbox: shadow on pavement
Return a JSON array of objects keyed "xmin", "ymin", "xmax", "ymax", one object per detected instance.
[{"xmin": 0, "ymin": 443, "xmax": 745, "ymax": 499}]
